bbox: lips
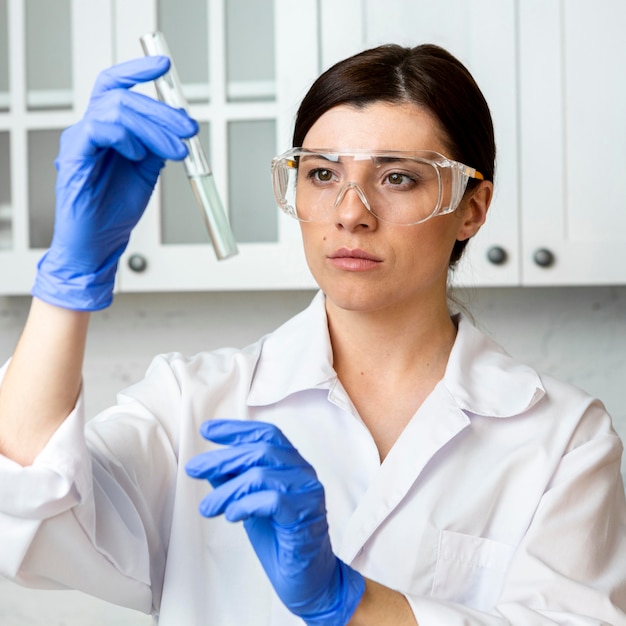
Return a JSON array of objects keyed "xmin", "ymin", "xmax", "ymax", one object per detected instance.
[
  {"xmin": 328, "ymin": 247, "xmax": 381, "ymax": 261},
  {"xmin": 327, "ymin": 247, "xmax": 382, "ymax": 271}
]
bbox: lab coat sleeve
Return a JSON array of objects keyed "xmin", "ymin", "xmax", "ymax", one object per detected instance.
[
  {"xmin": 0, "ymin": 358, "xmax": 92, "ymax": 574},
  {"xmin": 0, "ymin": 354, "xmax": 183, "ymax": 615},
  {"xmin": 405, "ymin": 401, "xmax": 626, "ymax": 625}
]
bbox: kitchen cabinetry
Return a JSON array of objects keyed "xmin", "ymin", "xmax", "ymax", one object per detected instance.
[
  {"xmin": 518, "ymin": 0, "xmax": 626, "ymax": 285},
  {"xmin": 356, "ymin": 0, "xmax": 520, "ymax": 287},
  {"xmin": 115, "ymin": 0, "xmax": 321, "ymax": 291},
  {"xmin": 352, "ymin": 0, "xmax": 521, "ymax": 286},
  {"xmin": 0, "ymin": 0, "xmax": 113, "ymax": 293},
  {"xmin": 1, "ymin": 0, "xmax": 625, "ymax": 295},
  {"xmin": 0, "ymin": 0, "xmax": 321, "ymax": 296},
  {"xmin": 360, "ymin": 0, "xmax": 626, "ymax": 287}
]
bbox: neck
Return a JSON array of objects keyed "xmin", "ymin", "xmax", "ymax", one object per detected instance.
[
  {"xmin": 326, "ymin": 296, "xmax": 457, "ymax": 381},
  {"xmin": 325, "ymin": 296, "xmax": 458, "ymax": 461}
]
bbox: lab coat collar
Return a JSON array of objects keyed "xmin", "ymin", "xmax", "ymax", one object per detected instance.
[
  {"xmin": 247, "ymin": 291, "xmax": 335, "ymax": 406},
  {"xmin": 248, "ymin": 292, "xmax": 545, "ymax": 418},
  {"xmin": 444, "ymin": 315, "xmax": 545, "ymax": 417}
]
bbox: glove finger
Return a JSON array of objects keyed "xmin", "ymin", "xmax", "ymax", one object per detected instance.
[
  {"xmin": 56, "ymin": 120, "xmax": 147, "ymax": 161},
  {"xmin": 226, "ymin": 490, "xmax": 327, "ymax": 526},
  {"xmin": 91, "ymin": 56, "xmax": 171, "ymax": 96},
  {"xmin": 185, "ymin": 441, "xmax": 311, "ymax": 484},
  {"xmin": 206, "ymin": 491, "xmax": 279, "ymax": 522},
  {"xmin": 87, "ymin": 89, "xmax": 197, "ymax": 156},
  {"xmin": 75, "ymin": 119, "xmax": 148, "ymax": 161},
  {"xmin": 105, "ymin": 89, "xmax": 198, "ymax": 137},
  {"xmin": 116, "ymin": 106, "xmax": 193, "ymax": 160},
  {"xmin": 63, "ymin": 105, "xmax": 192, "ymax": 162},
  {"xmin": 223, "ymin": 490, "xmax": 280, "ymax": 522},
  {"xmin": 197, "ymin": 466, "xmax": 320, "ymax": 520},
  {"xmin": 200, "ymin": 419, "xmax": 293, "ymax": 447}
]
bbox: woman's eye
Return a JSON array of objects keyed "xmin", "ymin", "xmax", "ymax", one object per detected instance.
[
  {"xmin": 311, "ymin": 168, "xmax": 333, "ymax": 182},
  {"xmin": 386, "ymin": 172, "xmax": 413, "ymax": 186}
]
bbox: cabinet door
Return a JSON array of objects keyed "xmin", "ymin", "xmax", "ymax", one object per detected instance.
[
  {"xmin": 519, "ymin": 0, "xmax": 626, "ymax": 285},
  {"xmin": 0, "ymin": 0, "xmax": 113, "ymax": 295},
  {"xmin": 358, "ymin": 0, "xmax": 520, "ymax": 287},
  {"xmin": 114, "ymin": 0, "xmax": 320, "ymax": 292}
]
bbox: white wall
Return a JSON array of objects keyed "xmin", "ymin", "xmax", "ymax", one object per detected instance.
[{"xmin": 1, "ymin": 286, "xmax": 626, "ymax": 624}]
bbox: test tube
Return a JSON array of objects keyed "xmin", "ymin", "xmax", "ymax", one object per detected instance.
[{"xmin": 140, "ymin": 31, "xmax": 238, "ymax": 260}]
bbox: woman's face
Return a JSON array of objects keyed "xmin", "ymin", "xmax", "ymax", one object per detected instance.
[{"xmin": 298, "ymin": 101, "xmax": 488, "ymax": 316}]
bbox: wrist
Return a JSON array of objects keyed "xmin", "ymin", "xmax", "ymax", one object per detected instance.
[
  {"xmin": 303, "ymin": 561, "xmax": 365, "ymax": 626},
  {"xmin": 347, "ymin": 578, "xmax": 417, "ymax": 626},
  {"xmin": 32, "ymin": 250, "xmax": 118, "ymax": 311}
]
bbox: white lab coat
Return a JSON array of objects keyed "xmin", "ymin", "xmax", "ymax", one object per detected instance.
[{"xmin": 1, "ymin": 291, "xmax": 625, "ymax": 625}]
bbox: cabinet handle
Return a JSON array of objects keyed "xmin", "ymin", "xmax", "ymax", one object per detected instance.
[
  {"xmin": 128, "ymin": 253, "xmax": 148, "ymax": 273},
  {"xmin": 533, "ymin": 248, "xmax": 555, "ymax": 268},
  {"xmin": 486, "ymin": 245, "xmax": 507, "ymax": 265}
]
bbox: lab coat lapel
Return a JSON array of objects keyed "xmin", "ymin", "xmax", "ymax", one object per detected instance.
[
  {"xmin": 248, "ymin": 291, "xmax": 335, "ymax": 406},
  {"xmin": 336, "ymin": 383, "xmax": 470, "ymax": 564}
]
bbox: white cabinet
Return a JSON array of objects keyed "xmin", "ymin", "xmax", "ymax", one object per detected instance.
[
  {"xmin": 0, "ymin": 0, "xmax": 113, "ymax": 294},
  {"xmin": 359, "ymin": 0, "xmax": 626, "ymax": 287},
  {"xmin": 518, "ymin": 0, "xmax": 626, "ymax": 285},
  {"xmin": 114, "ymin": 0, "xmax": 321, "ymax": 291},
  {"xmin": 1, "ymin": 0, "xmax": 625, "ymax": 295},
  {"xmin": 357, "ymin": 0, "xmax": 521, "ymax": 287},
  {"xmin": 0, "ymin": 0, "xmax": 322, "ymax": 296}
]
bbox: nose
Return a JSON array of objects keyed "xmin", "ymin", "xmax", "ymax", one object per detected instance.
[{"xmin": 332, "ymin": 182, "xmax": 376, "ymax": 229}]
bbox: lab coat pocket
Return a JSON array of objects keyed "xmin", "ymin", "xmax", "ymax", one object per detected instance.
[{"xmin": 431, "ymin": 530, "xmax": 513, "ymax": 611}]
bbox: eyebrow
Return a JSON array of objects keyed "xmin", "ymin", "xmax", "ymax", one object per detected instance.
[
  {"xmin": 299, "ymin": 153, "xmax": 340, "ymax": 164},
  {"xmin": 298, "ymin": 153, "xmax": 415, "ymax": 166},
  {"xmin": 370, "ymin": 155, "xmax": 415, "ymax": 166}
]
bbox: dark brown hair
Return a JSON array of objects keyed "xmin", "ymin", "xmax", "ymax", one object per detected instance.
[{"xmin": 293, "ymin": 44, "xmax": 495, "ymax": 267}]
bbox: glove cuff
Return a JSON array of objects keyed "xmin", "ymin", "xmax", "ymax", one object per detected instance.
[
  {"xmin": 32, "ymin": 251, "xmax": 117, "ymax": 311},
  {"xmin": 304, "ymin": 560, "xmax": 366, "ymax": 626}
]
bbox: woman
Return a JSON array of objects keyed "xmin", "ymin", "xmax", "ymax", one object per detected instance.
[{"xmin": 0, "ymin": 44, "xmax": 625, "ymax": 625}]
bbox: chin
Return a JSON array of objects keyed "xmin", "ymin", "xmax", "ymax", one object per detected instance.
[{"xmin": 321, "ymin": 282, "xmax": 394, "ymax": 314}]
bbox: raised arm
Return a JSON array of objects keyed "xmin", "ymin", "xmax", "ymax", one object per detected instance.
[
  {"xmin": 0, "ymin": 301, "xmax": 89, "ymax": 465},
  {"xmin": 0, "ymin": 56, "xmax": 198, "ymax": 466}
]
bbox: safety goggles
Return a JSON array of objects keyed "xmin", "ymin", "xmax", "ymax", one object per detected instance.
[{"xmin": 271, "ymin": 148, "xmax": 484, "ymax": 225}]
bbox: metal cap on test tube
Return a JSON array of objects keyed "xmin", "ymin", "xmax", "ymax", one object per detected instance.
[{"xmin": 140, "ymin": 31, "xmax": 238, "ymax": 261}]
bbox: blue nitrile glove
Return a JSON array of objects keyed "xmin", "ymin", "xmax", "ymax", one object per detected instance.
[
  {"xmin": 185, "ymin": 420, "xmax": 366, "ymax": 626},
  {"xmin": 32, "ymin": 56, "xmax": 198, "ymax": 311}
]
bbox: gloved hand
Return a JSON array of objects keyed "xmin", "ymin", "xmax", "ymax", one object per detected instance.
[
  {"xmin": 185, "ymin": 420, "xmax": 366, "ymax": 625},
  {"xmin": 32, "ymin": 56, "xmax": 198, "ymax": 310}
]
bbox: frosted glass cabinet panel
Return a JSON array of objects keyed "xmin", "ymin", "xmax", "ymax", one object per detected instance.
[
  {"xmin": 0, "ymin": 132, "xmax": 10, "ymax": 249},
  {"xmin": 27, "ymin": 129, "xmax": 62, "ymax": 249},
  {"xmin": 160, "ymin": 123, "xmax": 212, "ymax": 245},
  {"xmin": 225, "ymin": 0, "xmax": 275, "ymax": 102},
  {"xmin": 227, "ymin": 119, "xmax": 277, "ymax": 243},
  {"xmin": 25, "ymin": 0, "xmax": 72, "ymax": 110},
  {"xmin": 157, "ymin": 0, "xmax": 209, "ymax": 103},
  {"xmin": 0, "ymin": 0, "xmax": 8, "ymax": 111}
]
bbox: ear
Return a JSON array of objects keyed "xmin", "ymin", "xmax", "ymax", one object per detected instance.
[{"xmin": 456, "ymin": 180, "xmax": 493, "ymax": 241}]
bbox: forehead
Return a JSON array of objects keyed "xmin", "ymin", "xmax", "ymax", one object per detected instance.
[{"xmin": 302, "ymin": 102, "xmax": 448, "ymax": 153}]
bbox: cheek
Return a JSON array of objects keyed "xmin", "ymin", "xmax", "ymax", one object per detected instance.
[
  {"xmin": 401, "ymin": 221, "xmax": 460, "ymax": 267},
  {"xmin": 299, "ymin": 224, "xmax": 325, "ymax": 266}
]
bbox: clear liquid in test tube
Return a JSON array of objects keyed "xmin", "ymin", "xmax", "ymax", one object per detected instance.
[{"xmin": 140, "ymin": 31, "xmax": 238, "ymax": 260}]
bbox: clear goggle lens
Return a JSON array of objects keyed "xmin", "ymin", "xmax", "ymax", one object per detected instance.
[{"xmin": 271, "ymin": 148, "xmax": 484, "ymax": 225}]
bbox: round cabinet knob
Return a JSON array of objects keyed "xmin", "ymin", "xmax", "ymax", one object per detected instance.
[
  {"xmin": 486, "ymin": 245, "xmax": 507, "ymax": 265},
  {"xmin": 533, "ymin": 248, "xmax": 555, "ymax": 268},
  {"xmin": 128, "ymin": 253, "xmax": 148, "ymax": 273}
]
